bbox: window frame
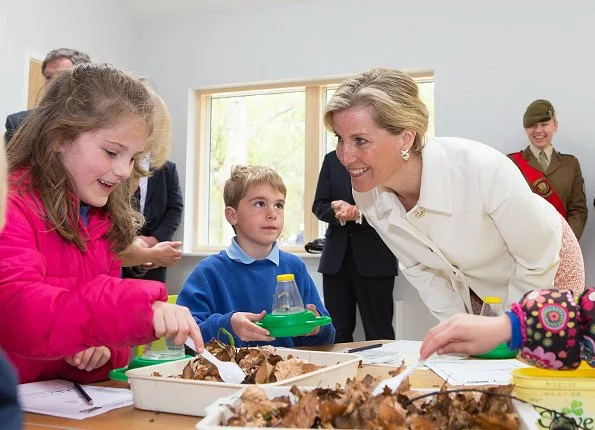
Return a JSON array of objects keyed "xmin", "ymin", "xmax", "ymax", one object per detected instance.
[{"xmin": 190, "ymin": 70, "xmax": 434, "ymax": 253}]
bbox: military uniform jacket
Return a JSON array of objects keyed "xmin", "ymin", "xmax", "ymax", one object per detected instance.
[{"xmin": 508, "ymin": 146, "xmax": 587, "ymax": 239}]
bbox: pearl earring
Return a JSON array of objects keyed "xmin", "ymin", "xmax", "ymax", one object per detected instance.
[{"xmin": 401, "ymin": 149, "xmax": 410, "ymax": 161}]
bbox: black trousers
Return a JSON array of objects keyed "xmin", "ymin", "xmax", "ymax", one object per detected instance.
[{"xmin": 323, "ymin": 245, "xmax": 395, "ymax": 343}]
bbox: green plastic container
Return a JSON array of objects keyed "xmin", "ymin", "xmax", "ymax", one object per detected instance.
[
  {"xmin": 109, "ymin": 354, "xmax": 192, "ymax": 381},
  {"xmin": 256, "ymin": 310, "xmax": 332, "ymax": 337},
  {"xmin": 472, "ymin": 342, "xmax": 519, "ymax": 359}
]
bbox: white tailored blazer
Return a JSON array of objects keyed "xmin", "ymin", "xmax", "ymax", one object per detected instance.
[{"xmin": 353, "ymin": 137, "xmax": 562, "ymax": 321}]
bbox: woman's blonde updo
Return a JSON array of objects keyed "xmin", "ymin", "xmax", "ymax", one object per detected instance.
[{"xmin": 324, "ymin": 68, "xmax": 429, "ymax": 154}]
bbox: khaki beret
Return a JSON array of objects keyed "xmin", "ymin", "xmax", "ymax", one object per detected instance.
[{"xmin": 523, "ymin": 99, "xmax": 555, "ymax": 128}]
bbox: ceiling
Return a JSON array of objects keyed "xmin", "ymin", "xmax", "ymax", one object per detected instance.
[{"xmin": 124, "ymin": 0, "xmax": 310, "ymax": 19}]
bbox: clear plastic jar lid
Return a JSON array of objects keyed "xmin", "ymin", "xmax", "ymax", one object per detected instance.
[{"xmin": 276, "ymin": 274, "xmax": 295, "ymax": 281}]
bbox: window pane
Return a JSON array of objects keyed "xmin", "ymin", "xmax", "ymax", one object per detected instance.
[
  {"xmin": 418, "ymin": 81, "xmax": 435, "ymax": 137},
  {"xmin": 206, "ymin": 91, "xmax": 306, "ymax": 247}
]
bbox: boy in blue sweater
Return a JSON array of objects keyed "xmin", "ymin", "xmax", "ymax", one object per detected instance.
[{"xmin": 178, "ymin": 165, "xmax": 335, "ymax": 347}]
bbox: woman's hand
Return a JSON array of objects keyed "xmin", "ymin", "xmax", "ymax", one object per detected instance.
[
  {"xmin": 131, "ymin": 237, "xmax": 154, "ymax": 269},
  {"xmin": 151, "ymin": 301, "xmax": 204, "ymax": 352},
  {"xmin": 134, "ymin": 236, "xmax": 149, "ymax": 248},
  {"xmin": 331, "ymin": 200, "xmax": 360, "ymax": 223},
  {"xmin": 419, "ymin": 314, "xmax": 512, "ymax": 360},
  {"xmin": 230, "ymin": 311, "xmax": 275, "ymax": 342},
  {"xmin": 305, "ymin": 304, "xmax": 321, "ymax": 336},
  {"xmin": 65, "ymin": 346, "xmax": 111, "ymax": 371},
  {"xmin": 121, "ymin": 240, "xmax": 182, "ymax": 268},
  {"xmin": 138, "ymin": 235, "xmax": 159, "ymax": 248},
  {"xmin": 146, "ymin": 241, "xmax": 183, "ymax": 267}
]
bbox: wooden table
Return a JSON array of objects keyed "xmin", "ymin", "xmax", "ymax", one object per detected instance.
[{"xmin": 24, "ymin": 340, "xmax": 443, "ymax": 430}]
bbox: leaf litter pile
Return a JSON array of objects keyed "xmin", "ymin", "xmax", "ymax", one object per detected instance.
[
  {"xmin": 176, "ymin": 339, "xmax": 324, "ymax": 384},
  {"xmin": 224, "ymin": 368, "xmax": 520, "ymax": 429}
]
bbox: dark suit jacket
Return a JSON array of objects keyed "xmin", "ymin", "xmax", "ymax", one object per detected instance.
[
  {"xmin": 123, "ymin": 161, "xmax": 184, "ymax": 282},
  {"xmin": 4, "ymin": 110, "xmax": 31, "ymax": 144},
  {"xmin": 312, "ymin": 151, "xmax": 398, "ymax": 277},
  {"xmin": 508, "ymin": 146, "xmax": 587, "ymax": 239}
]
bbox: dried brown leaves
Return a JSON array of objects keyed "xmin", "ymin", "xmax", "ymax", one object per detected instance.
[
  {"xmin": 178, "ymin": 340, "xmax": 323, "ymax": 384},
  {"xmin": 224, "ymin": 377, "xmax": 520, "ymax": 429}
]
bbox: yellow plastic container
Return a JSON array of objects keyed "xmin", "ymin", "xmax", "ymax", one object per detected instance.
[{"xmin": 512, "ymin": 365, "xmax": 595, "ymax": 429}]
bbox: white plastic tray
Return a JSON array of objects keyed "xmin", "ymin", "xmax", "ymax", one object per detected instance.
[
  {"xmin": 196, "ymin": 386, "xmax": 539, "ymax": 430},
  {"xmin": 127, "ymin": 348, "xmax": 361, "ymax": 417}
]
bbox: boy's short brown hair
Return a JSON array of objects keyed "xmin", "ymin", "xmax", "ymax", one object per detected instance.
[{"xmin": 223, "ymin": 165, "xmax": 287, "ymax": 209}]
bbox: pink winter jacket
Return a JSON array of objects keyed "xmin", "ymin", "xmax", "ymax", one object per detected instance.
[{"xmin": 0, "ymin": 171, "xmax": 168, "ymax": 383}]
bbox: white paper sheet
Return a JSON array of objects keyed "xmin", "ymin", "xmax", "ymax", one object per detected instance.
[
  {"xmin": 426, "ymin": 359, "xmax": 529, "ymax": 386},
  {"xmin": 342, "ymin": 340, "xmax": 465, "ymax": 367},
  {"xmin": 18, "ymin": 379, "xmax": 133, "ymax": 420}
]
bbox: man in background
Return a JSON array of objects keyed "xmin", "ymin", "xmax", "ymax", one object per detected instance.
[
  {"xmin": 508, "ymin": 99, "xmax": 587, "ymax": 239},
  {"xmin": 4, "ymin": 48, "xmax": 91, "ymax": 143}
]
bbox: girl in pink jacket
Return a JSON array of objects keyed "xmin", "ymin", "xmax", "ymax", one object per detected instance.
[{"xmin": 0, "ymin": 64, "xmax": 203, "ymax": 383}]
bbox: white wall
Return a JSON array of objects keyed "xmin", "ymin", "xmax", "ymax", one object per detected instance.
[
  {"xmin": 0, "ymin": 0, "xmax": 138, "ymax": 123},
  {"xmin": 130, "ymin": 0, "xmax": 595, "ymax": 340}
]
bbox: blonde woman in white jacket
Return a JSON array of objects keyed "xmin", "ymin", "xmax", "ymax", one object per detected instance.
[{"xmin": 324, "ymin": 68, "xmax": 584, "ymax": 321}]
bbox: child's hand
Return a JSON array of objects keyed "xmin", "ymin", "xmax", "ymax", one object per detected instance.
[
  {"xmin": 305, "ymin": 304, "xmax": 321, "ymax": 336},
  {"xmin": 65, "ymin": 346, "xmax": 111, "ymax": 371},
  {"xmin": 419, "ymin": 314, "xmax": 512, "ymax": 360},
  {"xmin": 151, "ymin": 301, "xmax": 204, "ymax": 353},
  {"xmin": 231, "ymin": 311, "xmax": 275, "ymax": 342}
]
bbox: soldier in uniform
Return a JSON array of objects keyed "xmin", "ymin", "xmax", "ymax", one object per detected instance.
[{"xmin": 508, "ymin": 99, "xmax": 587, "ymax": 239}]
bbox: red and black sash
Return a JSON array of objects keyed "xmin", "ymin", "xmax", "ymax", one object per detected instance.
[{"xmin": 510, "ymin": 152, "xmax": 567, "ymax": 217}]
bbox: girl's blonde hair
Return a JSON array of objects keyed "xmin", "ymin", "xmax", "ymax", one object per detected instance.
[
  {"xmin": 7, "ymin": 63, "xmax": 154, "ymax": 254},
  {"xmin": 324, "ymin": 68, "xmax": 429, "ymax": 153},
  {"xmin": 223, "ymin": 165, "xmax": 286, "ymax": 209}
]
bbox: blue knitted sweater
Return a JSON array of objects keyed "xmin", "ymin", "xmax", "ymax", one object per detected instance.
[{"xmin": 177, "ymin": 250, "xmax": 335, "ymax": 347}]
